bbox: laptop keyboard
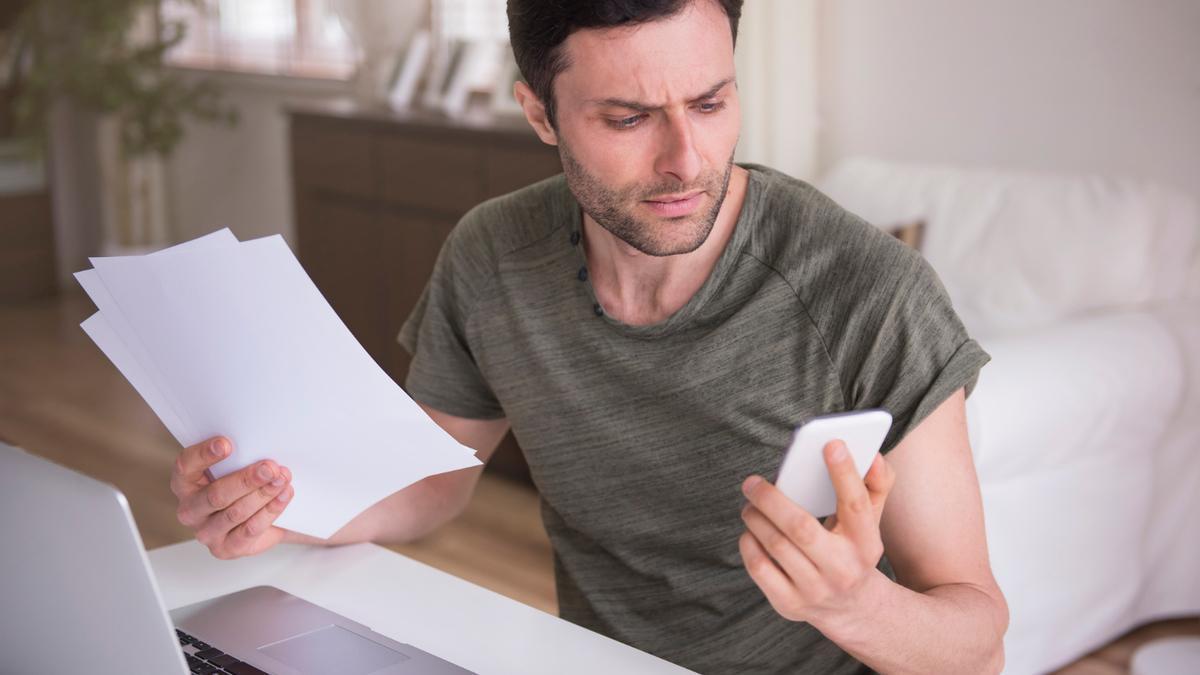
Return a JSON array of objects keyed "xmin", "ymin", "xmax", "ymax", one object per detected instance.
[{"xmin": 177, "ymin": 628, "xmax": 270, "ymax": 675}]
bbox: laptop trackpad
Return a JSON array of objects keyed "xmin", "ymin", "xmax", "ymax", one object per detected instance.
[{"xmin": 259, "ymin": 624, "xmax": 410, "ymax": 675}]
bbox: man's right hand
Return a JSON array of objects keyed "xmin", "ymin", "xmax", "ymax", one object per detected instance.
[{"xmin": 170, "ymin": 436, "xmax": 294, "ymax": 559}]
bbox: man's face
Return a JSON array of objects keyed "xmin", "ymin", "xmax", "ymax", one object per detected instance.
[{"xmin": 550, "ymin": 0, "xmax": 741, "ymax": 257}]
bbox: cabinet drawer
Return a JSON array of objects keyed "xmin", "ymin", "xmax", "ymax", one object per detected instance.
[
  {"xmin": 290, "ymin": 117, "xmax": 375, "ymax": 200},
  {"xmin": 484, "ymin": 142, "xmax": 562, "ymax": 199},
  {"xmin": 295, "ymin": 195, "xmax": 389, "ymax": 366},
  {"xmin": 0, "ymin": 191, "xmax": 56, "ymax": 301},
  {"xmin": 380, "ymin": 213, "xmax": 456, "ymax": 385},
  {"xmin": 378, "ymin": 134, "xmax": 486, "ymax": 216}
]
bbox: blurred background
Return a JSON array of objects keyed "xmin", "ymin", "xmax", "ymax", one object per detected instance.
[{"xmin": 1, "ymin": 1, "xmax": 1197, "ymax": 673}]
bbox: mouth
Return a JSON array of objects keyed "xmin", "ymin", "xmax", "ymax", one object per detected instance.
[{"xmin": 642, "ymin": 191, "xmax": 704, "ymax": 217}]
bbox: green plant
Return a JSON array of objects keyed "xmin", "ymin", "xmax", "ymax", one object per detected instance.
[{"xmin": 1, "ymin": 0, "xmax": 236, "ymax": 156}]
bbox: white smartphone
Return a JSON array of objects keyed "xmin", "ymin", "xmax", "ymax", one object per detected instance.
[{"xmin": 773, "ymin": 409, "xmax": 893, "ymax": 518}]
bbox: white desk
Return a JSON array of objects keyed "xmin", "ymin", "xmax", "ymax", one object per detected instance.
[{"xmin": 149, "ymin": 541, "xmax": 695, "ymax": 675}]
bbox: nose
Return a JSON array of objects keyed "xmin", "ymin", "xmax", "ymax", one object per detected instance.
[{"xmin": 653, "ymin": 113, "xmax": 702, "ymax": 186}]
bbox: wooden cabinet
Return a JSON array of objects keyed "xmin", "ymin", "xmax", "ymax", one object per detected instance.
[
  {"xmin": 0, "ymin": 190, "xmax": 56, "ymax": 302},
  {"xmin": 289, "ymin": 103, "xmax": 561, "ymax": 485}
]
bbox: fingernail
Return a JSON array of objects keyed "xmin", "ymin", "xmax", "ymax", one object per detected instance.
[
  {"xmin": 210, "ymin": 439, "xmax": 228, "ymax": 458},
  {"xmin": 271, "ymin": 475, "xmax": 285, "ymax": 487},
  {"xmin": 831, "ymin": 441, "xmax": 848, "ymax": 461},
  {"xmin": 278, "ymin": 488, "xmax": 292, "ymax": 503},
  {"xmin": 742, "ymin": 475, "xmax": 763, "ymax": 496},
  {"xmin": 257, "ymin": 464, "xmax": 273, "ymax": 481}
]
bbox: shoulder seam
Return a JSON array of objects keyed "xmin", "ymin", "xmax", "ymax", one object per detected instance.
[
  {"xmin": 461, "ymin": 211, "xmax": 570, "ymax": 338},
  {"xmin": 740, "ymin": 250, "xmax": 850, "ymax": 411},
  {"xmin": 499, "ymin": 220, "xmax": 570, "ymax": 260}
]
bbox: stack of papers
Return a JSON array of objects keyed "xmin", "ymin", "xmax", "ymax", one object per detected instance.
[{"xmin": 75, "ymin": 228, "xmax": 480, "ymax": 538}]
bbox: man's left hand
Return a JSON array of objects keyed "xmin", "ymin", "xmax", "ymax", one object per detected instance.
[{"xmin": 738, "ymin": 440, "xmax": 896, "ymax": 624}]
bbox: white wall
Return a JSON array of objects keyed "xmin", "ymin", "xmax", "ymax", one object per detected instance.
[
  {"xmin": 816, "ymin": 0, "xmax": 1200, "ymax": 205},
  {"xmin": 734, "ymin": 0, "xmax": 819, "ymax": 181},
  {"xmin": 164, "ymin": 70, "xmax": 350, "ymax": 245}
]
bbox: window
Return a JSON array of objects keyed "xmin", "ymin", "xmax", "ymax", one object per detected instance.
[
  {"xmin": 162, "ymin": 0, "xmax": 356, "ymax": 79},
  {"xmin": 163, "ymin": 0, "xmax": 512, "ymax": 80},
  {"xmin": 436, "ymin": 0, "xmax": 507, "ymax": 42}
]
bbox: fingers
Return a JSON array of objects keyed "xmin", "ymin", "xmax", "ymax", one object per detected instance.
[
  {"xmin": 823, "ymin": 440, "xmax": 877, "ymax": 544},
  {"xmin": 224, "ymin": 524, "xmax": 287, "ymax": 560},
  {"xmin": 170, "ymin": 437, "xmax": 231, "ymax": 497},
  {"xmin": 223, "ymin": 484, "xmax": 294, "ymax": 556},
  {"xmin": 196, "ymin": 467, "xmax": 289, "ymax": 542},
  {"xmin": 178, "ymin": 460, "xmax": 280, "ymax": 527},
  {"xmin": 863, "ymin": 452, "xmax": 896, "ymax": 518},
  {"xmin": 742, "ymin": 475, "xmax": 835, "ymax": 570},
  {"xmin": 734, "ymin": 528, "xmax": 801, "ymax": 619},
  {"xmin": 741, "ymin": 502, "xmax": 821, "ymax": 586},
  {"xmin": 168, "ymin": 435, "xmax": 295, "ymax": 561},
  {"xmin": 195, "ymin": 471, "xmax": 294, "ymax": 560}
]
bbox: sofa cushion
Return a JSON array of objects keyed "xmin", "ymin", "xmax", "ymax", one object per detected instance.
[
  {"xmin": 963, "ymin": 307, "xmax": 1187, "ymax": 673},
  {"xmin": 818, "ymin": 158, "xmax": 1200, "ymax": 336}
]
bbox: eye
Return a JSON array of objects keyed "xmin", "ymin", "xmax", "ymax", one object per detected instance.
[
  {"xmin": 697, "ymin": 100, "xmax": 726, "ymax": 114},
  {"xmin": 607, "ymin": 114, "xmax": 646, "ymax": 130}
]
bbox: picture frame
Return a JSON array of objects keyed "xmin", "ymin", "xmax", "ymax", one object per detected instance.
[
  {"xmin": 440, "ymin": 40, "xmax": 508, "ymax": 118},
  {"xmin": 420, "ymin": 37, "xmax": 466, "ymax": 111},
  {"xmin": 387, "ymin": 29, "xmax": 432, "ymax": 111}
]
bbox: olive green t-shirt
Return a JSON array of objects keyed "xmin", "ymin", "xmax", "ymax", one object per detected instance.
[{"xmin": 398, "ymin": 164, "xmax": 990, "ymax": 674}]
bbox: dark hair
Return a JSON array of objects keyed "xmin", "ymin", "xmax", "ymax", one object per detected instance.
[{"xmin": 507, "ymin": 0, "xmax": 744, "ymax": 128}]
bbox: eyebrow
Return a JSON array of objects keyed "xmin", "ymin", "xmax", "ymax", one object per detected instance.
[{"xmin": 588, "ymin": 77, "xmax": 735, "ymax": 113}]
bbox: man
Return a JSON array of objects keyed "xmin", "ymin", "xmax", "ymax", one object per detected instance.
[{"xmin": 169, "ymin": 1, "xmax": 1009, "ymax": 672}]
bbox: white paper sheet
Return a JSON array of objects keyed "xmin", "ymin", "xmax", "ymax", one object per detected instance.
[
  {"xmin": 74, "ymin": 228, "xmax": 240, "ymax": 444},
  {"xmin": 77, "ymin": 230, "xmax": 480, "ymax": 538},
  {"xmin": 80, "ymin": 312, "xmax": 192, "ymax": 443}
]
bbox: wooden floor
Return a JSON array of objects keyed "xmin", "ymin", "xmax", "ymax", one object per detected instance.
[{"xmin": 2, "ymin": 292, "xmax": 1195, "ymax": 672}]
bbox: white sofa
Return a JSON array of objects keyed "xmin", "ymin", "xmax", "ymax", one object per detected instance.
[{"xmin": 819, "ymin": 158, "xmax": 1200, "ymax": 675}]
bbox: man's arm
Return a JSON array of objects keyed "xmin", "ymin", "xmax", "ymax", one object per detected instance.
[
  {"xmin": 171, "ymin": 404, "xmax": 510, "ymax": 558},
  {"xmin": 812, "ymin": 388, "xmax": 1008, "ymax": 673},
  {"xmin": 739, "ymin": 388, "xmax": 1008, "ymax": 674},
  {"xmin": 283, "ymin": 404, "xmax": 510, "ymax": 547}
]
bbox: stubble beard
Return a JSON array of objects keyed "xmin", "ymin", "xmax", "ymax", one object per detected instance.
[{"xmin": 559, "ymin": 143, "xmax": 735, "ymax": 257}]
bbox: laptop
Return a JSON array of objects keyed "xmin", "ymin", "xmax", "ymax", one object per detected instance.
[{"xmin": 0, "ymin": 442, "xmax": 474, "ymax": 675}]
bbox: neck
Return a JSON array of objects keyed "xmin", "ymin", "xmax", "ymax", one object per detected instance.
[{"xmin": 584, "ymin": 165, "xmax": 750, "ymax": 326}]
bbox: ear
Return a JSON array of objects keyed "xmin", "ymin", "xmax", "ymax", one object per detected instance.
[{"xmin": 514, "ymin": 80, "xmax": 558, "ymax": 146}]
